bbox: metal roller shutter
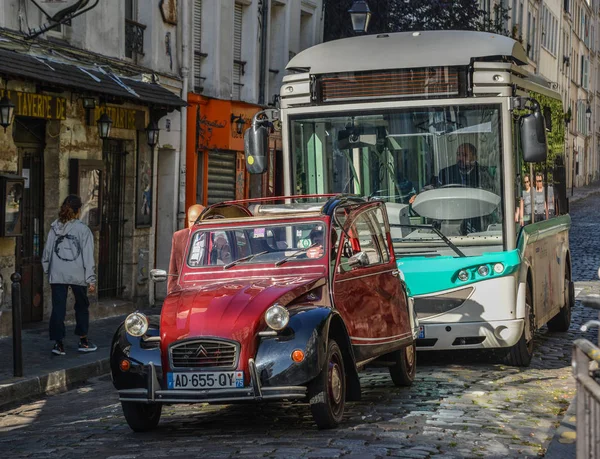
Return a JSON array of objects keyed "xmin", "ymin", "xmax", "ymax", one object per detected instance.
[
  {"xmin": 207, "ymin": 150, "xmax": 236, "ymax": 204},
  {"xmin": 193, "ymin": 0, "xmax": 202, "ymax": 91}
]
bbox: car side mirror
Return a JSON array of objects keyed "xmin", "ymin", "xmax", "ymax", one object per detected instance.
[
  {"xmin": 150, "ymin": 269, "xmax": 168, "ymax": 283},
  {"xmin": 348, "ymin": 251, "xmax": 369, "ymax": 268},
  {"xmin": 520, "ymin": 101, "xmax": 548, "ymax": 163},
  {"xmin": 244, "ymin": 123, "xmax": 269, "ymax": 174}
]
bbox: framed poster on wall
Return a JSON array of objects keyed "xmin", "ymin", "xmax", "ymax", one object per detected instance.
[
  {"xmin": 0, "ymin": 174, "xmax": 25, "ymax": 237},
  {"xmin": 69, "ymin": 159, "xmax": 104, "ymax": 232},
  {"xmin": 136, "ymin": 142, "xmax": 153, "ymax": 228}
]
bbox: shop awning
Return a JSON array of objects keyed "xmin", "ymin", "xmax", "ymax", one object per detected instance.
[{"xmin": 0, "ymin": 48, "xmax": 186, "ymax": 109}]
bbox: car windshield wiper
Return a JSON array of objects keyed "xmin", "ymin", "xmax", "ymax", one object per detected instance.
[
  {"xmin": 392, "ymin": 223, "xmax": 466, "ymax": 258},
  {"xmin": 223, "ymin": 251, "xmax": 269, "ymax": 269},
  {"xmin": 274, "ymin": 244, "xmax": 318, "ymax": 267}
]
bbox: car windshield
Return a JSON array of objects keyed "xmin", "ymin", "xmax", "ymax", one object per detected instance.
[
  {"xmin": 290, "ymin": 104, "xmax": 504, "ymax": 257},
  {"xmin": 187, "ymin": 221, "xmax": 328, "ymax": 267}
]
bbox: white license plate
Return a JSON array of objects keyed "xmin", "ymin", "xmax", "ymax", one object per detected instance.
[
  {"xmin": 418, "ymin": 325, "xmax": 425, "ymax": 339},
  {"xmin": 167, "ymin": 371, "xmax": 244, "ymax": 390}
]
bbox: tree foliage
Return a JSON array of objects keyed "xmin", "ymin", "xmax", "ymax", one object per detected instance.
[{"xmin": 324, "ymin": 0, "xmax": 512, "ymax": 42}]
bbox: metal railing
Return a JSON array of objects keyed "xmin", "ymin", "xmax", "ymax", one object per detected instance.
[
  {"xmin": 575, "ymin": 291, "xmax": 600, "ymax": 458},
  {"xmin": 125, "ymin": 19, "xmax": 146, "ymax": 58},
  {"xmin": 573, "ymin": 336, "xmax": 600, "ymax": 458}
]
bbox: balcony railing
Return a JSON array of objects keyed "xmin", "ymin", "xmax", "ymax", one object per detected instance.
[{"xmin": 125, "ymin": 19, "xmax": 146, "ymax": 58}]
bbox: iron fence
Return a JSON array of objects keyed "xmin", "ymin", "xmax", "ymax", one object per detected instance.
[{"xmin": 573, "ymin": 337, "xmax": 600, "ymax": 458}]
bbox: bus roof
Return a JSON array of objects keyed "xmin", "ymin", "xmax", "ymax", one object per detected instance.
[{"xmin": 286, "ymin": 31, "xmax": 528, "ymax": 74}]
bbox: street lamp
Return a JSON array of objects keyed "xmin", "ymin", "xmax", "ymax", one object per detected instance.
[
  {"xmin": 348, "ymin": 0, "xmax": 372, "ymax": 34},
  {"xmin": 586, "ymin": 104, "xmax": 592, "ymax": 120},
  {"xmin": 97, "ymin": 113, "xmax": 113, "ymax": 140},
  {"xmin": 0, "ymin": 93, "xmax": 15, "ymax": 132},
  {"xmin": 145, "ymin": 120, "xmax": 160, "ymax": 148}
]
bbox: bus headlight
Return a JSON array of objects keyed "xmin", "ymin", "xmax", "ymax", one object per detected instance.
[
  {"xmin": 477, "ymin": 265, "xmax": 490, "ymax": 277},
  {"xmin": 457, "ymin": 270, "xmax": 469, "ymax": 282},
  {"xmin": 125, "ymin": 312, "xmax": 149, "ymax": 337},
  {"xmin": 265, "ymin": 304, "xmax": 289, "ymax": 331},
  {"xmin": 493, "ymin": 263, "xmax": 505, "ymax": 274}
]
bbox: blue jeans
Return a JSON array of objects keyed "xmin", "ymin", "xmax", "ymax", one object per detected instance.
[{"xmin": 49, "ymin": 284, "xmax": 90, "ymax": 342}]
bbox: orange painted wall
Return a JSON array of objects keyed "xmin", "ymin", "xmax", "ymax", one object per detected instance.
[{"xmin": 185, "ymin": 93, "xmax": 261, "ymax": 210}]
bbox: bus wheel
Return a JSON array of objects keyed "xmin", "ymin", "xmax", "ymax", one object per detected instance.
[
  {"xmin": 389, "ymin": 343, "xmax": 416, "ymax": 387},
  {"xmin": 504, "ymin": 284, "xmax": 535, "ymax": 367},
  {"xmin": 547, "ymin": 268, "xmax": 573, "ymax": 333}
]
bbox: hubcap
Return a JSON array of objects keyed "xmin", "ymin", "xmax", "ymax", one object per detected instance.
[
  {"xmin": 405, "ymin": 344, "xmax": 415, "ymax": 368},
  {"xmin": 329, "ymin": 363, "xmax": 342, "ymax": 404}
]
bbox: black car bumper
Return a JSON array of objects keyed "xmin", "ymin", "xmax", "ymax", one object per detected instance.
[{"xmin": 118, "ymin": 358, "xmax": 307, "ymax": 404}]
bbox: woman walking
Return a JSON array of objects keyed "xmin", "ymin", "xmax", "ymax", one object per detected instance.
[{"xmin": 42, "ymin": 195, "xmax": 97, "ymax": 355}]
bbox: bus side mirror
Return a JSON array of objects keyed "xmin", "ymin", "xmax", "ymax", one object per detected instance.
[
  {"xmin": 244, "ymin": 124, "xmax": 269, "ymax": 174},
  {"xmin": 520, "ymin": 109, "xmax": 548, "ymax": 163}
]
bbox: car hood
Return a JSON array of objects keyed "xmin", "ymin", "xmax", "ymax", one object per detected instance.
[{"xmin": 160, "ymin": 274, "xmax": 327, "ymax": 366}]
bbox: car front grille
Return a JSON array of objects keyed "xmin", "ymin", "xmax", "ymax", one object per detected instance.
[{"xmin": 169, "ymin": 339, "xmax": 238, "ymax": 370}]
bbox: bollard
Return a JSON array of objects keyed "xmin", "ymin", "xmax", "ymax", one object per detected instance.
[{"xmin": 11, "ymin": 272, "xmax": 22, "ymax": 377}]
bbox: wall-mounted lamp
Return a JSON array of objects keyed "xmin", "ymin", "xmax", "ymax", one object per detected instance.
[
  {"xmin": 97, "ymin": 112, "xmax": 113, "ymax": 140},
  {"xmin": 82, "ymin": 97, "xmax": 97, "ymax": 109},
  {"xmin": 231, "ymin": 114, "xmax": 246, "ymax": 135},
  {"xmin": 0, "ymin": 93, "xmax": 15, "ymax": 132},
  {"xmin": 145, "ymin": 120, "xmax": 160, "ymax": 148},
  {"xmin": 586, "ymin": 104, "xmax": 592, "ymax": 120},
  {"xmin": 563, "ymin": 55, "xmax": 570, "ymax": 66},
  {"xmin": 348, "ymin": 0, "xmax": 372, "ymax": 34}
]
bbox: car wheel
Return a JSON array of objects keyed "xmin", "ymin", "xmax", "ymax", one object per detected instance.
[
  {"xmin": 503, "ymin": 283, "xmax": 534, "ymax": 367},
  {"xmin": 307, "ymin": 339, "xmax": 346, "ymax": 429},
  {"xmin": 547, "ymin": 269, "xmax": 573, "ymax": 333},
  {"xmin": 121, "ymin": 401, "xmax": 162, "ymax": 432},
  {"xmin": 389, "ymin": 342, "xmax": 417, "ymax": 387}
]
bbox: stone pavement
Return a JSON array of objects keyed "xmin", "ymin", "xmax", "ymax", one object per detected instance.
[{"xmin": 0, "ymin": 308, "xmax": 159, "ymax": 409}]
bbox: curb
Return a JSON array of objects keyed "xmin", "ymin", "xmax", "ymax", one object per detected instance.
[
  {"xmin": 544, "ymin": 395, "xmax": 576, "ymax": 458},
  {"xmin": 0, "ymin": 358, "xmax": 110, "ymax": 409}
]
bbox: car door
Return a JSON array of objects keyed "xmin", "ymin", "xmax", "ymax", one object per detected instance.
[{"xmin": 332, "ymin": 203, "xmax": 411, "ymax": 364}]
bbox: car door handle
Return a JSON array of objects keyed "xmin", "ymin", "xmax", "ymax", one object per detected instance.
[{"xmin": 391, "ymin": 270, "xmax": 399, "ymax": 277}]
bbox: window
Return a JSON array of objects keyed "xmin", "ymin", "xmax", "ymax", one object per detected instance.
[
  {"xmin": 233, "ymin": 2, "xmax": 244, "ymax": 100},
  {"xmin": 350, "ymin": 213, "xmax": 382, "ymax": 265},
  {"xmin": 541, "ymin": 5, "xmax": 558, "ymax": 55}
]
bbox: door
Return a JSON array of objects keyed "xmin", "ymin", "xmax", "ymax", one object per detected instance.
[
  {"xmin": 333, "ymin": 203, "xmax": 411, "ymax": 364},
  {"xmin": 98, "ymin": 140, "xmax": 126, "ymax": 298},
  {"xmin": 18, "ymin": 146, "xmax": 45, "ymax": 323}
]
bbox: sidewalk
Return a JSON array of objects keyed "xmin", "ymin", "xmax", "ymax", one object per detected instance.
[
  {"xmin": 0, "ymin": 310, "xmax": 157, "ymax": 409},
  {"xmin": 568, "ymin": 180, "xmax": 600, "ymax": 204}
]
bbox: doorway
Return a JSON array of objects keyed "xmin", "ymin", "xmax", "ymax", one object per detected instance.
[
  {"xmin": 14, "ymin": 118, "xmax": 46, "ymax": 323},
  {"xmin": 98, "ymin": 139, "xmax": 126, "ymax": 298}
]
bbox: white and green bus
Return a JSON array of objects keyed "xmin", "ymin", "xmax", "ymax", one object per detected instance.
[{"xmin": 245, "ymin": 31, "xmax": 573, "ymax": 366}]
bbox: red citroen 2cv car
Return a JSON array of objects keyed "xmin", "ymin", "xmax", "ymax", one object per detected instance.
[{"xmin": 111, "ymin": 195, "xmax": 418, "ymax": 431}]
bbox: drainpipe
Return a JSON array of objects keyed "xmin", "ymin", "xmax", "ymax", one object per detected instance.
[
  {"xmin": 258, "ymin": 0, "xmax": 269, "ymax": 105},
  {"xmin": 178, "ymin": 0, "xmax": 190, "ymax": 228}
]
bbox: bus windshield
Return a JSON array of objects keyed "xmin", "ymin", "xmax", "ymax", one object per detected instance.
[{"xmin": 290, "ymin": 104, "xmax": 504, "ymax": 257}]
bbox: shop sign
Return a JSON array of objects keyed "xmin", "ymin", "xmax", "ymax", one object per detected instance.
[
  {"xmin": 94, "ymin": 106, "xmax": 146, "ymax": 130},
  {"xmin": 0, "ymin": 89, "xmax": 67, "ymax": 120}
]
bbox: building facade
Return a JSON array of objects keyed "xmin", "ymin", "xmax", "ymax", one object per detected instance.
[
  {"xmin": 0, "ymin": 0, "xmax": 185, "ymax": 334},
  {"xmin": 483, "ymin": 0, "xmax": 600, "ymax": 189}
]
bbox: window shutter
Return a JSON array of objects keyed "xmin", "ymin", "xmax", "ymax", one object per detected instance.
[
  {"xmin": 193, "ymin": 0, "xmax": 203, "ymax": 91},
  {"xmin": 233, "ymin": 3, "xmax": 243, "ymax": 100},
  {"xmin": 207, "ymin": 151, "xmax": 237, "ymax": 204}
]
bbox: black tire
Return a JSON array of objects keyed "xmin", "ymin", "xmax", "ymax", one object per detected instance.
[
  {"xmin": 121, "ymin": 401, "xmax": 162, "ymax": 432},
  {"xmin": 389, "ymin": 343, "xmax": 417, "ymax": 387},
  {"xmin": 504, "ymin": 283, "xmax": 535, "ymax": 367},
  {"xmin": 307, "ymin": 339, "xmax": 346, "ymax": 429},
  {"xmin": 547, "ymin": 269, "xmax": 573, "ymax": 332}
]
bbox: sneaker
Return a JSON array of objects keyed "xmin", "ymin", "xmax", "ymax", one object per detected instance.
[
  {"xmin": 52, "ymin": 341, "xmax": 66, "ymax": 356},
  {"xmin": 78, "ymin": 337, "xmax": 98, "ymax": 353}
]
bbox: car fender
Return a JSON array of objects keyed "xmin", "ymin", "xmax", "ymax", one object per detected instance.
[
  {"xmin": 110, "ymin": 316, "xmax": 162, "ymax": 391},
  {"xmin": 255, "ymin": 306, "xmax": 353, "ymax": 388}
]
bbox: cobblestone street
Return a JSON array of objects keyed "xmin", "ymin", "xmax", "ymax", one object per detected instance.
[{"xmin": 1, "ymin": 193, "xmax": 599, "ymax": 459}]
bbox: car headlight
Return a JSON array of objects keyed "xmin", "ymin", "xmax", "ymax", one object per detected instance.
[
  {"xmin": 264, "ymin": 304, "xmax": 289, "ymax": 331},
  {"xmin": 125, "ymin": 312, "xmax": 149, "ymax": 337}
]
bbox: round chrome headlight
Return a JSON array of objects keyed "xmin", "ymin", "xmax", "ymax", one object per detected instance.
[
  {"xmin": 125, "ymin": 312, "xmax": 149, "ymax": 337},
  {"xmin": 457, "ymin": 270, "xmax": 469, "ymax": 282},
  {"xmin": 265, "ymin": 304, "xmax": 289, "ymax": 331}
]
